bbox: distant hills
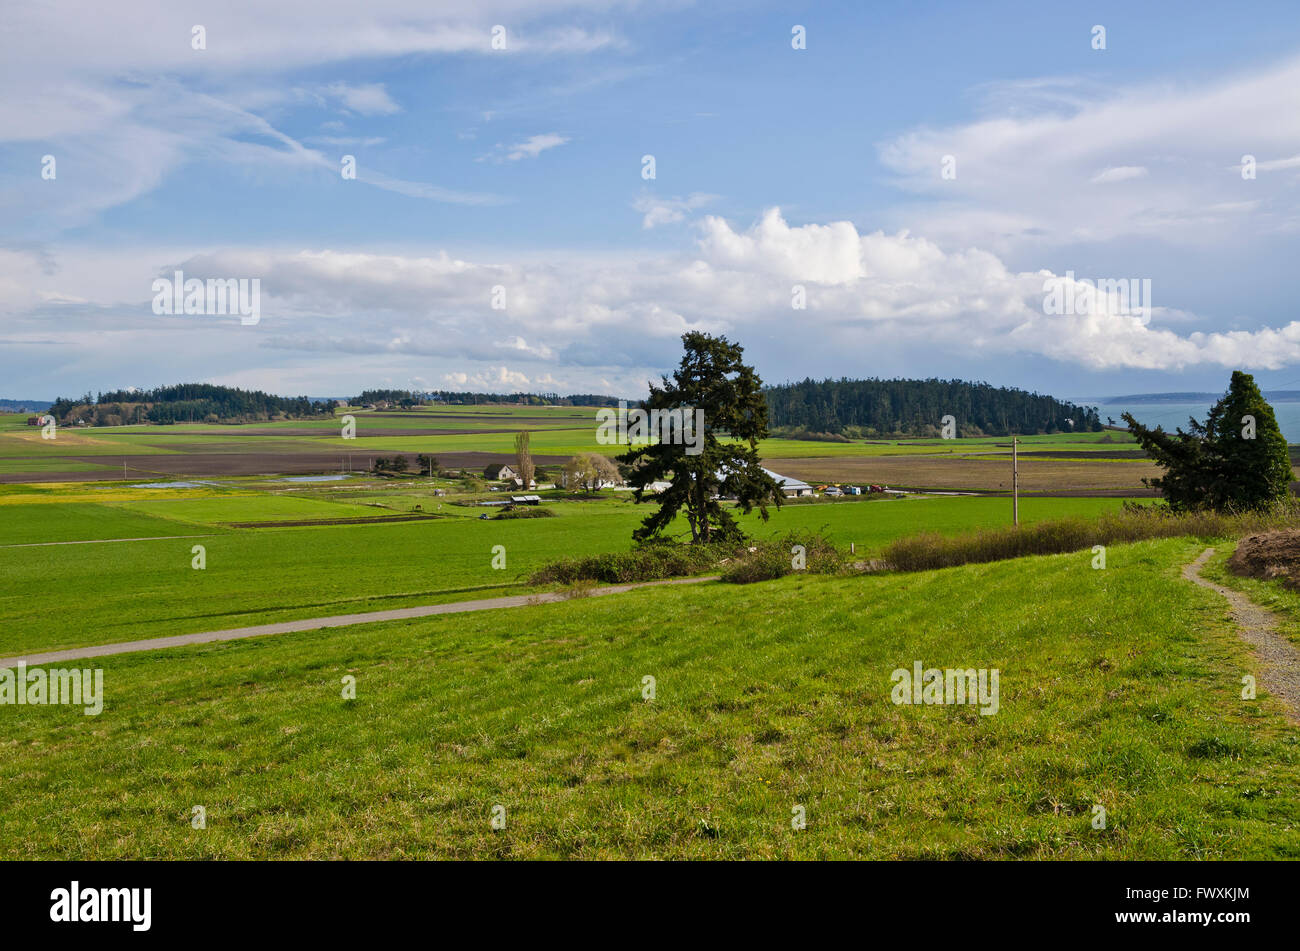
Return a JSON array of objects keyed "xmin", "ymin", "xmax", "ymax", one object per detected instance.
[
  {"xmin": 764, "ymin": 378, "xmax": 1102, "ymax": 437},
  {"xmin": 0, "ymin": 399, "xmax": 52, "ymax": 413},
  {"xmin": 353, "ymin": 389, "xmax": 624, "ymax": 407},
  {"xmin": 16, "ymin": 378, "xmax": 1108, "ymax": 436},
  {"xmin": 46, "ymin": 384, "xmax": 330, "ymax": 426}
]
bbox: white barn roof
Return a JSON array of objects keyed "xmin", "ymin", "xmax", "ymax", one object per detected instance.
[
  {"xmin": 713, "ymin": 464, "xmax": 812, "ymax": 491},
  {"xmin": 762, "ymin": 467, "xmax": 811, "ymax": 490}
]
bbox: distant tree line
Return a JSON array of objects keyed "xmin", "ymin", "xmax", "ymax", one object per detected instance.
[
  {"xmin": 763, "ymin": 378, "xmax": 1102, "ymax": 437},
  {"xmin": 49, "ymin": 383, "xmax": 329, "ymax": 426},
  {"xmin": 0, "ymin": 399, "xmax": 52, "ymax": 412},
  {"xmin": 353, "ymin": 389, "xmax": 624, "ymax": 407}
]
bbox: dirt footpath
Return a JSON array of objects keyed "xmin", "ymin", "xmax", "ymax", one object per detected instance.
[{"xmin": 1183, "ymin": 548, "xmax": 1300, "ymax": 723}]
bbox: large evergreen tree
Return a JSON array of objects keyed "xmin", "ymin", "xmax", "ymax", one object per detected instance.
[
  {"xmin": 620, "ymin": 332, "xmax": 782, "ymax": 544},
  {"xmin": 1123, "ymin": 370, "xmax": 1292, "ymax": 511}
]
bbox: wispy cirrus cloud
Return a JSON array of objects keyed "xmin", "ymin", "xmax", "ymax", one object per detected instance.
[
  {"xmin": 877, "ymin": 56, "xmax": 1300, "ymax": 252},
  {"xmin": 633, "ymin": 192, "xmax": 718, "ymax": 229},
  {"xmin": 319, "ymin": 82, "xmax": 401, "ymax": 115},
  {"xmin": 479, "ymin": 132, "xmax": 571, "ymax": 162},
  {"xmin": 0, "ymin": 2, "xmax": 619, "ymax": 232}
]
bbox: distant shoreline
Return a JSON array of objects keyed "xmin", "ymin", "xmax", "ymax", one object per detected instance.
[{"xmin": 1082, "ymin": 391, "xmax": 1300, "ymax": 405}]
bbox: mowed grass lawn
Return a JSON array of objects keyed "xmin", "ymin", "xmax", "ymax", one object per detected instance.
[
  {"xmin": 0, "ymin": 495, "xmax": 1130, "ymax": 655},
  {"xmin": 1, "ymin": 537, "xmax": 1296, "ymax": 859}
]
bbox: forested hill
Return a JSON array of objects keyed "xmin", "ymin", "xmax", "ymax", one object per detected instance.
[
  {"xmin": 353, "ymin": 388, "xmax": 622, "ymax": 407},
  {"xmin": 49, "ymin": 384, "xmax": 330, "ymax": 426},
  {"xmin": 764, "ymin": 378, "xmax": 1102, "ymax": 437}
]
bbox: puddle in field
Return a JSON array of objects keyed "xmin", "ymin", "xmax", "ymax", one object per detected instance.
[
  {"xmin": 129, "ymin": 480, "xmax": 216, "ymax": 489},
  {"xmin": 276, "ymin": 475, "xmax": 357, "ymax": 483}
]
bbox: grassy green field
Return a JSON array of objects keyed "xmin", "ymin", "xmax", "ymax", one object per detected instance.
[
  {"xmin": 0, "ymin": 491, "xmax": 1130, "ymax": 655},
  {"xmin": 4, "ymin": 406, "xmax": 1296, "ymax": 861},
  {"xmin": 2, "ymin": 536, "xmax": 1295, "ymax": 859},
  {"xmin": 0, "ymin": 502, "xmax": 219, "ymax": 546},
  {"xmin": 113, "ymin": 494, "xmax": 401, "ymax": 525}
]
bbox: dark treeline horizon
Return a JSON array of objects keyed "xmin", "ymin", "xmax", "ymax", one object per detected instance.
[
  {"xmin": 44, "ymin": 377, "xmax": 1103, "ymax": 435},
  {"xmin": 764, "ymin": 377, "xmax": 1103, "ymax": 437},
  {"xmin": 48, "ymin": 383, "xmax": 329, "ymax": 425}
]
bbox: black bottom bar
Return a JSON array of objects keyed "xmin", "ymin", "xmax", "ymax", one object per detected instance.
[{"xmin": 0, "ymin": 860, "xmax": 1279, "ymax": 938}]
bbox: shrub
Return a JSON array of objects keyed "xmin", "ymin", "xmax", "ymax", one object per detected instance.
[
  {"xmin": 530, "ymin": 538, "xmax": 745, "ymax": 585},
  {"xmin": 558, "ymin": 578, "xmax": 599, "ymax": 599},
  {"xmin": 493, "ymin": 507, "xmax": 556, "ymax": 519},
  {"xmin": 720, "ymin": 533, "xmax": 844, "ymax": 584},
  {"xmin": 880, "ymin": 500, "xmax": 1300, "ymax": 572},
  {"xmin": 775, "ymin": 428, "xmax": 853, "ymax": 443}
]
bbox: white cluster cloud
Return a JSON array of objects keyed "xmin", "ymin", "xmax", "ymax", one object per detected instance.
[
  {"xmin": 444, "ymin": 367, "xmax": 533, "ymax": 388},
  {"xmin": 12, "ymin": 208, "xmax": 1300, "ymax": 398}
]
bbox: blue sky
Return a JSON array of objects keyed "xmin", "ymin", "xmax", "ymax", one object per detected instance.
[{"xmin": 4, "ymin": 0, "xmax": 1300, "ymax": 401}]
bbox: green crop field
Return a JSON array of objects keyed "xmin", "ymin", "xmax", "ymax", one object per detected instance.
[
  {"xmin": 1, "ymin": 536, "xmax": 1296, "ymax": 859},
  {"xmin": 113, "ymin": 494, "xmax": 404, "ymax": 525},
  {"xmin": 0, "ymin": 502, "xmax": 215, "ymax": 546},
  {"xmin": 0, "ymin": 490, "xmax": 1131, "ymax": 656}
]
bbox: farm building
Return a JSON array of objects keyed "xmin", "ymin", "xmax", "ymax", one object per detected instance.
[
  {"xmin": 484, "ymin": 463, "xmax": 518, "ymax": 481},
  {"xmin": 713, "ymin": 464, "xmax": 813, "ymax": 498},
  {"xmin": 763, "ymin": 468, "xmax": 814, "ymax": 497}
]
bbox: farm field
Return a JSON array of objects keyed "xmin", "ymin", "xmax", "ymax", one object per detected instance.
[
  {"xmin": 0, "ymin": 502, "xmax": 218, "ymax": 546},
  {"xmin": 0, "ymin": 487, "xmax": 1130, "ymax": 656},
  {"xmin": 770, "ymin": 455, "xmax": 1163, "ymax": 495},
  {"xmin": 0, "ymin": 409, "xmax": 1169, "ymax": 494},
  {"xmin": 2, "ymin": 537, "xmax": 1296, "ymax": 859}
]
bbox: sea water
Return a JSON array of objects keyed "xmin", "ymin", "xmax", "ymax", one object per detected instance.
[{"xmin": 1083, "ymin": 401, "xmax": 1300, "ymax": 445}]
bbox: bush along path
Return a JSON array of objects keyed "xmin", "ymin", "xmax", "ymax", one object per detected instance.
[{"xmin": 1183, "ymin": 548, "xmax": 1300, "ymax": 723}]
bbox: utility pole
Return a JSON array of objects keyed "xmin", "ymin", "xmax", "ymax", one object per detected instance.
[{"xmin": 1012, "ymin": 436, "xmax": 1019, "ymax": 526}]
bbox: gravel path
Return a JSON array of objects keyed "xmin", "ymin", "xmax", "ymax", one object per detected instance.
[
  {"xmin": 1183, "ymin": 547, "xmax": 1300, "ymax": 723},
  {"xmin": 0, "ymin": 576, "xmax": 717, "ymax": 668}
]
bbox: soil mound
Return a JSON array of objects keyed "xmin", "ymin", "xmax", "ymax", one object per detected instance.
[{"xmin": 1227, "ymin": 530, "xmax": 1300, "ymax": 587}]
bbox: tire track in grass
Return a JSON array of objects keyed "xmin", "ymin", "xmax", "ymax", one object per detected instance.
[{"xmin": 0, "ymin": 533, "xmax": 216, "ymax": 548}]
